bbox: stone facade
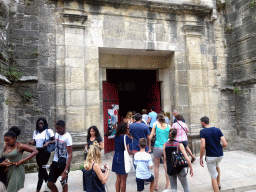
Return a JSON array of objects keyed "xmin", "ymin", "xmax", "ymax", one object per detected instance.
[{"xmin": 0, "ymin": 0, "xmax": 255, "ymax": 171}]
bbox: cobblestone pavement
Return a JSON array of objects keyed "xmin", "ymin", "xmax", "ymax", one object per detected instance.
[{"xmin": 19, "ymin": 151, "xmax": 256, "ymax": 192}]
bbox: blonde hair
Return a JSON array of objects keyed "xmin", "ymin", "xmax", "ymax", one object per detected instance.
[
  {"xmin": 84, "ymin": 141, "xmax": 101, "ymax": 170},
  {"xmin": 126, "ymin": 111, "xmax": 133, "ymax": 120}
]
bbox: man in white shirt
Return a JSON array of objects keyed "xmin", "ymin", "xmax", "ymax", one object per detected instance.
[{"xmin": 47, "ymin": 120, "xmax": 73, "ymax": 192}]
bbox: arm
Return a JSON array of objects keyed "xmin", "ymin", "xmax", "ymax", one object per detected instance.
[
  {"xmin": 127, "ymin": 144, "xmax": 134, "ymax": 156},
  {"xmin": 147, "ymin": 117, "xmax": 151, "ymax": 125},
  {"xmin": 28, "ymin": 139, "xmax": 36, "ymax": 146},
  {"xmin": 148, "ymin": 126, "xmax": 156, "ymax": 152},
  {"xmin": 99, "ymin": 141, "xmax": 104, "ymax": 150},
  {"xmin": 179, "ymin": 144, "xmax": 193, "ymax": 176},
  {"xmin": 61, "ymin": 146, "xmax": 73, "ymax": 180},
  {"xmin": 94, "ymin": 163, "xmax": 110, "ymax": 185},
  {"xmin": 220, "ymin": 136, "xmax": 228, "ymax": 148},
  {"xmin": 43, "ymin": 137, "xmax": 55, "ymax": 148},
  {"xmin": 84, "ymin": 144, "xmax": 88, "ymax": 152},
  {"xmin": 200, "ymin": 138, "xmax": 205, "ymax": 167},
  {"xmin": 16, "ymin": 144, "xmax": 38, "ymax": 165}
]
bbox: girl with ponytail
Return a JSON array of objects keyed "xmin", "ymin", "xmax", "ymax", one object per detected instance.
[
  {"xmin": 163, "ymin": 129, "xmax": 193, "ymax": 192},
  {"xmin": 148, "ymin": 114, "xmax": 170, "ymax": 190},
  {"xmin": 82, "ymin": 141, "xmax": 110, "ymax": 192}
]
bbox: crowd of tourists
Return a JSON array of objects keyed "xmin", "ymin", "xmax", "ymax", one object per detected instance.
[{"xmin": 0, "ymin": 107, "xmax": 228, "ymax": 192}]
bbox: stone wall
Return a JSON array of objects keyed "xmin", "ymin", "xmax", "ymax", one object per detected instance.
[
  {"xmin": 2, "ymin": 0, "xmax": 253, "ymax": 171},
  {"xmin": 225, "ymin": 0, "xmax": 256, "ymax": 152}
]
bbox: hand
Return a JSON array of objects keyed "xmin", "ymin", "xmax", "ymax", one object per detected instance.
[
  {"xmin": 200, "ymin": 158, "xmax": 204, "ymax": 167},
  {"xmin": 190, "ymin": 169, "xmax": 194, "ymax": 177},
  {"xmin": 61, "ymin": 171, "xmax": 67, "ymax": 180},
  {"xmin": 1, "ymin": 160, "xmax": 12, "ymax": 167},
  {"xmin": 104, "ymin": 164, "xmax": 110, "ymax": 171},
  {"xmin": 15, "ymin": 160, "xmax": 24, "ymax": 166},
  {"xmin": 43, "ymin": 142, "xmax": 49, "ymax": 148}
]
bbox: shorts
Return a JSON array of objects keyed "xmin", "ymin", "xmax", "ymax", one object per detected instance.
[
  {"xmin": 179, "ymin": 141, "xmax": 188, "ymax": 149},
  {"xmin": 48, "ymin": 161, "xmax": 69, "ymax": 186},
  {"xmin": 206, "ymin": 156, "xmax": 223, "ymax": 179},
  {"xmin": 153, "ymin": 147, "xmax": 163, "ymax": 159},
  {"xmin": 136, "ymin": 175, "xmax": 154, "ymax": 191}
]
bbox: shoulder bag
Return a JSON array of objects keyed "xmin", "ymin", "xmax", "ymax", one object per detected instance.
[
  {"xmin": 44, "ymin": 129, "xmax": 55, "ymax": 153},
  {"xmin": 124, "ymin": 135, "xmax": 134, "ymax": 173},
  {"xmin": 171, "ymin": 143, "xmax": 189, "ymax": 177}
]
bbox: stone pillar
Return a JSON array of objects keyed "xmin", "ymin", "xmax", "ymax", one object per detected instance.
[
  {"xmin": 60, "ymin": 12, "xmax": 87, "ymax": 136},
  {"xmin": 183, "ymin": 25, "xmax": 206, "ymax": 155}
]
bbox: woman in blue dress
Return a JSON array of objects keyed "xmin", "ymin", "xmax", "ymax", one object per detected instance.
[{"xmin": 112, "ymin": 122, "xmax": 134, "ymax": 192}]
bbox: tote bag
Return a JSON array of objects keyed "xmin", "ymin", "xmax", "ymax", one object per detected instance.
[{"xmin": 124, "ymin": 135, "xmax": 134, "ymax": 173}]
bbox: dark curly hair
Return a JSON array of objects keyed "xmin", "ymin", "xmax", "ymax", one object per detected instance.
[
  {"xmin": 36, "ymin": 118, "xmax": 48, "ymax": 133},
  {"xmin": 4, "ymin": 126, "xmax": 21, "ymax": 138},
  {"xmin": 115, "ymin": 122, "xmax": 128, "ymax": 138},
  {"xmin": 87, "ymin": 126, "xmax": 101, "ymax": 143}
]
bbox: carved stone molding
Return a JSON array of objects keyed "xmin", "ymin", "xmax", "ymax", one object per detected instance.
[
  {"xmin": 182, "ymin": 25, "xmax": 204, "ymax": 36},
  {"xmin": 60, "ymin": 13, "xmax": 88, "ymax": 28}
]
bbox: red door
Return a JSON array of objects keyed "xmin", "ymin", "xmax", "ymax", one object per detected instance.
[
  {"xmin": 147, "ymin": 82, "xmax": 161, "ymax": 113},
  {"xmin": 103, "ymin": 82, "xmax": 119, "ymax": 153}
]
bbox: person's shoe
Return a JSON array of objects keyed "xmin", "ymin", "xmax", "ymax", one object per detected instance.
[
  {"xmin": 219, "ymin": 185, "xmax": 221, "ymax": 190},
  {"xmin": 191, "ymin": 156, "xmax": 196, "ymax": 163},
  {"xmin": 160, "ymin": 157, "xmax": 164, "ymax": 164}
]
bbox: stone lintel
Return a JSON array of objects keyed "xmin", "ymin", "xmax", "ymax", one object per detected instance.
[
  {"xmin": 60, "ymin": 13, "xmax": 88, "ymax": 27},
  {"xmin": 84, "ymin": 0, "xmax": 212, "ymax": 15},
  {"xmin": 183, "ymin": 25, "xmax": 204, "ymax": 36}
]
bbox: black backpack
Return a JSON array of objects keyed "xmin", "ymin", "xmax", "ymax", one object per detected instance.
[{"xmin": 171, "ymin": 143, "xmax": 189, "ymax": 176}]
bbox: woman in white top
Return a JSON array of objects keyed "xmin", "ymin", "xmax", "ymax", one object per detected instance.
[{"xmin": 28, "ymin": 118, "xmax": 54, "ymax": 192}]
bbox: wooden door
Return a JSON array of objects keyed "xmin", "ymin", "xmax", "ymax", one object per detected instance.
[
  {"xmin": 147, "ymin": 82, "xmax": 161, "ymax": 113},
  {"xmin": 103, "ymin": 82, "xmax": 119, "ymax": 153}
]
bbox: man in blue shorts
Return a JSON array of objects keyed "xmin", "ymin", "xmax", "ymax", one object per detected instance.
[{"xmin": 199, "ymin": 116, "xmax": 228, "ymax": 192}]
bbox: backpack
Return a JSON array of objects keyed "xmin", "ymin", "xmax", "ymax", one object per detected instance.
[{"xmin": 171, "ymin": 143, "xmax": 188, "ymax": 176}]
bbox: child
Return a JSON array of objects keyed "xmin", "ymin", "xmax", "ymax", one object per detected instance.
[{"xmin": 134, "ymin": 138, "xmax": 155, "ymax": 192}]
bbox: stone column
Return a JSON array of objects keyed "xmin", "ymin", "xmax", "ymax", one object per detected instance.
[
  {"xmin": 60, "ymin": 13, "xmax": 87, "ymax": 137},
  {"xmin": 183, "ymin": 25, "xmax": 207, "ymax": 155}
]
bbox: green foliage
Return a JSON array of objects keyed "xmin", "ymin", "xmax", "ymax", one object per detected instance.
[
  {"xmin": 249, "ymin": 0, "xmax": 256, "ymax": 7},
  {"xmin": 224, "ymin": 25, "xmax": 234, "ymax": 34},
  {"xmin": 0, "ymin": 66, "xmax": 22, "ymax": 82},
  {"xmin": 32, "ymin": 50, "xmax": 39, "ymax": 57},
  {"xmin": 4, "ymin": 99, "xmax": 9, "ymax": 105},
  {"xmin": 25, "ymin": 0, "xmax": 32, "ymax": 5},
  {"xmin": 79, "ymin": 164, "xmax": 84, "ymax": 170},
  {"xmin": 216, "ymin": 0, "xmax": 227, "ymax": 10},
  {"xmin": 23, "ymin": 92, "xmax": 33, "ymax": 102},
  {"xmin": 234, "ymin": 88, "xmax": 242, "ymax": 95}
]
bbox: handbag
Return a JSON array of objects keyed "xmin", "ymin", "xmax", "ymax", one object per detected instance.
[
  {"xmin": 171, "ymin": 143, "xmax": 188, "ymax": 176},
  {"xmin": 124, "ymin": 135, "xmax": 134, "ymax": 173},
  {"xmin": 44, "ymin": 129, "xmax": 55, "ymax": 153}
]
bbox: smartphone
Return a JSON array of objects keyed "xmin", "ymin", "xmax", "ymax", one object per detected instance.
[{"xmin": 5, "ymin": 159, "xmax": 10, "ymax": 163}]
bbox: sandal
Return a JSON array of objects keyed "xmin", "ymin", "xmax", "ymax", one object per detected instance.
[
  {"xmin": 219, "ymin": 185, "xmax": 221, "ymax": 190},
  {"xmin": 154, "ymin": 187, "xmax": 158, "ymax": 191}
]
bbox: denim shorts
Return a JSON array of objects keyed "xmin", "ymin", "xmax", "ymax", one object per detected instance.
[{"xmin": 153, "ymin": 147, "xmax": 163, "ymax": 159}]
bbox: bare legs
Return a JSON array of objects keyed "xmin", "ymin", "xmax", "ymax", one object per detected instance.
[
  {"xmin": 47, "ymin": 182, "xmax": 68, "ymax": 192},
  {"xmin": 154, "ymin": 157, "xmax": 169, "ymax": 190},
  {"xmin": 150, "ymin": 180, "xmax": 155, "ymax": 192},
  {"xmin": 186, "ymin": 146, "xmax": 196, "ymax": 163},
  {"xmin": 115, "ymin": 174, "xmax": 127, "ymax": 192},
  {"xmin": 211, "ymin": 167, "xmax": 221, "ymax": 192}
]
